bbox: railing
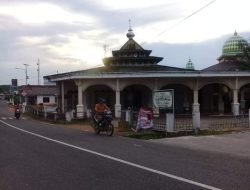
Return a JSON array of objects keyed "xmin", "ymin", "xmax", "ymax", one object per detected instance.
[
  {"xmin": 119, "ymin": 110, "xmax": 193, "ymax": 132},
  {"xmin": 209, "ymin": 115, "xmax": 249, "ymax": 130},
  {"xmin": 175, "ymin": 114, "xmax": 193, "ymax": 132},
  {"xmin": 152, "ymin": 115, "xmax": 166, "ymax": 131},
  {"xmin": 120, "ymin": 109, "xmax": 250, "ymax": 132},
  {"xmin": 24, "ymin": 105, "xmax": 65, "ymax": 121}
]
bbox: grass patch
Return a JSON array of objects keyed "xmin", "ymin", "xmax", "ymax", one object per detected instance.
[
  {"xmin": 122, "ymin": 128, "xmax": 249, "ymax": 140},
  {"xmin": 124, "ymin": 130, "xmax": 166, "ymax": 140},
  {"xmin": 118, "ymin": 121, "xmax": 131, "ymax": 132}
]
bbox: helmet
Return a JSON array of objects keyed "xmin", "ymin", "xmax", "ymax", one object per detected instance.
[{"xmin": 98, "ymin": 97, "xmax": 105, "ymax": 103}]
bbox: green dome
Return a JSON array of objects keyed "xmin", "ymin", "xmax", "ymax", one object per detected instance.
[
  {"xmin": 185, "ymin": 58, "xmax": 194, "ymax": 69},
  {"xmin": 222, "ymin": 31, "xmax": 249, "ymax": 57}
]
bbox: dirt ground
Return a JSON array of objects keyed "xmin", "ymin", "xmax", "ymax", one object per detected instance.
[
  {"xmin": 65, "ymin": 124, "xmax": 94, "ymax": 132},
  {"xmin": 64, "ymin": 123, "xmax": 132, "ymax": 136}
]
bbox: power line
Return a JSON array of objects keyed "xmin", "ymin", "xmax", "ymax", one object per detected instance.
[{"xmin": 141, "ymin": 0, "xmax": 217, "ymax": 45}]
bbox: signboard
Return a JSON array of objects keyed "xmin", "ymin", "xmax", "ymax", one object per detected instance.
[
  {"xmin": 153, "ymin": 90, "xmax": 174, "ymax": 115},
  {"xmin": 12, "ymin": 79, "xmax": 18, "ymax": 87}
]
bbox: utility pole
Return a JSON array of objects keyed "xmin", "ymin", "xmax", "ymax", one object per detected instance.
[
  {"xmin": 103, "ymin": 44, "xmax": 108, "ymax": 57},
  {"xmin": 16, "ymin": 64, "xmax": 30, "ymax": 85},
  {"xmin": 23, "ymin": 64, "xmax": 30, "ymax": 85},
  {"xmin": 37, "ymin": 59, "xmax": 40, "ymax": 85}
]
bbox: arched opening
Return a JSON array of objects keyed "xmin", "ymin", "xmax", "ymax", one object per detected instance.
[
  {"xmin": 59, "ymin": 80, "xmax": 77, "ymax": 112},
  {"xmin": 85, "ymin": 85, "xmax": 115, "ymax": 111},
  {"xmin": 160, "ymin": 84, "xmax": 193, "ymax": 114},
  {"xmin": 239, "ymin": 83, "xmax": 250, "ymax": 113},
  {"xmin": 121, "ymin": 85, "xmax": 152, "ymax": 110},
  {"xmin": 199, "ymin": 83, "xmax": 232, "ymax": 115}
]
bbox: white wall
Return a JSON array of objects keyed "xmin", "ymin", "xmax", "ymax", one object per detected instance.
[{"xmin": 37, "ymin": 95, "xmax": 56, "ymax": 104}]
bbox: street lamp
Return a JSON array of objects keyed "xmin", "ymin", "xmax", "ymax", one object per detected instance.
[{"xmin": 16, "ymin": 64, "xmax": 30, "ymax": 85}]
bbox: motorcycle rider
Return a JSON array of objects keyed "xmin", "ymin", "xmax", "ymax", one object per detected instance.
[
  {"xmin": 14, "ymin": 104, "xmax": 21, "ymax": 119},
  {"xmin": 94, "ymin": 98, "xmax": 109, "ymax": 125}
]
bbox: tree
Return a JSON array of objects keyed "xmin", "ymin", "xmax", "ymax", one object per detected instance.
[{"xmin": 237, "ymin": 41, "xmax": 250, "ymax": 70}]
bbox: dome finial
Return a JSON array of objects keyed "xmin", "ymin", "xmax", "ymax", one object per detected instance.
[
  {"xmin": 234, "ymin": 30, "xmax": 237, "ymax": 36},
  {"xmin": 186, "ymin": 57, "xmax": 194, "ymax": 70},
  {"xmin": 129, "ymin": 19, "xmax": 132, "ymax": 30},
  {"xmin": 126, "ymin": 19, "xmax": 135, "ymax": 39}
]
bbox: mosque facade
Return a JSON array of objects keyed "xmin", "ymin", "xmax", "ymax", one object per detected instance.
[{"xmin": 44, "ymin": 28, "xmax": 250, "ymax": 122}]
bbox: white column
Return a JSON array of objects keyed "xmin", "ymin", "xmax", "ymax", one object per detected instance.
[
  {"xmin": 82, "ymin": 91, "xmax": 87, "ymax": 114},
  {"xmin": 24, "ymin": 97, "xmax": 28, "ymax": 105},
  {"xmin": 232, "ymin": 89, "xmax": 239, "ymax": 116},
  {"xmin": 193, "ymin": 90, "xmax": 199, "ymax": 105},
  {"xmin": 166, "ymin": 113, "xmax": 174, "ymax": 132},
  {"xmin": 193, "ymin": 89, "xmax": 200, "ymax": 113},
  {"xmin": 115, "ymin": 79, "xmax": 121, "ymax": 118},
  {"xmin": 76, "ymin": 85, "xmax": 84, "ymax": 118},
  {"xmin": 192, "ymin": 80, "xmax": 200, "ymax": 130},
  {"xmin": 61, "ymin": 81, "xmax": 65, "ymax": 113},
  {"xmin": 232, "ymin": 77, "xmax": 239, "ymax": 116}
]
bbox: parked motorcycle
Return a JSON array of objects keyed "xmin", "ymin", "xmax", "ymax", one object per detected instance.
[
  {"xmin": 15, "ymin": 108, "xmax": 21, "ymax": 119},
  {"xmin": 91, "ymin": 110, "xmax": 114, "ymax": 136}
]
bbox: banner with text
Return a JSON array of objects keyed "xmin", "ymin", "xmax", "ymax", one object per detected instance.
[{"xmin": 153, "ymin": 90, "xmax": 174, "ymax": 115}]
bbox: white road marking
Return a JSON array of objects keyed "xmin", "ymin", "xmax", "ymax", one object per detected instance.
[
  {"xmin": 0, "ymin": 119, "xmax": 221, "ymax": 190},
  {"xmin": 133, "ymin": 144, "xmax": 142, "ymax": 147},
  {"xmin": 39, "ymin": 121, "xmax": 55, "ymax": 126},
  {"xmin": 1, "ymin": 117, "xmax": 13, "ymax": 120}
]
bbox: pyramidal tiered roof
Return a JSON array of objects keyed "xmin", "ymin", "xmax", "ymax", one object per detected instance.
[{"xmin": 103, "ymin": 25, "xmax": 163, "ymax": 67}]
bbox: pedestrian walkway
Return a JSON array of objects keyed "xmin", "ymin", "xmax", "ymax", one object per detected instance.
[{"xmin": 150, "ymin": 129, "xmax": 250, "ymax": 158}]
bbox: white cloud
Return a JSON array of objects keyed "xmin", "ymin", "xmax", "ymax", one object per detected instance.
[
  {"xmin": 0, "ymin": 0, "xmax": 250, "ymax": 85},
  {"xmin": 43, "ymin": 33, "xmax": 105, "ymax": 67},
  {"xmin": 0, "ymin": 3, "xmax": 95, "ymax": 24},
  {"xmin": 131, "ymin": 0, "xmax": 250, "ymax": 44},
  {"xmin": 18, "ymin": 36, "xmax": 49, "ymax": 45},
  {"xmin": 98, "ymin": 0, "xmax": 175, "ymax": 9}
]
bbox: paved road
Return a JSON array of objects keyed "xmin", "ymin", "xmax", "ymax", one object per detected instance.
[
  {"xmin": 151, "ymin": 130, "xmax": 250, "ymax": 158},
  {"xmin": 1, "ymin": 100, "xmax": 250, "ymax": 190}
]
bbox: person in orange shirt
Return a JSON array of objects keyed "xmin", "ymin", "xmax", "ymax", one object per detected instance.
[
  {"xmin": 94, "ymin": 98, "xmax": 109, "ymax": 123},
  {"xmin": 95, "ymin": 98, "xmax": 109, "ymax": 113}
]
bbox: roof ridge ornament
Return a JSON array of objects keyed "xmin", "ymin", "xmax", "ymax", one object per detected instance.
[
  {"xmin": 186, "ymin": 57, "xmax": 194, "ymax": 69},
  {"xmin": 234, "ymin": 30, "xmax": 237, "ymax": 36},
  {"xmin": 126, "ymin": 19, "xmax": 135, "ymax": 39}
]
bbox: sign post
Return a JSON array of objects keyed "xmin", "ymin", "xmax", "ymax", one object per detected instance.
[
  {"xmin": 153, "ymin": 90, "xmax": 174, "ymax": 132},
  {"xmin": 153, "ymin": 90, "xmax": 174, "ymax": 113}
]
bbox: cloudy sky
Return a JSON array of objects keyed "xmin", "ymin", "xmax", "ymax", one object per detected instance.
[{"xmin": 0, "ymin": 0, "xmax": 249, "ymax": 85}]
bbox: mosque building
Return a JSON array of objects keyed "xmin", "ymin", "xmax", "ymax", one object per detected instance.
[{"xmin": 44, "ymin": 27, "xmax": 250, "ymax": 123}]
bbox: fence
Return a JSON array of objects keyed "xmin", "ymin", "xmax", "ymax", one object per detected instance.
[
  {"xmin": 208, "ymin": 115, "xmax": 249, "ymax": 130},
  {"xmin": 24, "ymin": 105, "xmax": 65, "ymax": 121},
  {"xmin": 175, "ymin": 114, "xmax": 193, "ymax": 132},
  {"xmin": 120, "ymin": 110, "xmax": 193, "ymax": 132},
  {"xmin": 120, "ymin": 109, "xmax": 250, "ymax": 132}
]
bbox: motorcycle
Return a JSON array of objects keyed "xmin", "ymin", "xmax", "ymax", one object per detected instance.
[
  {"xmin": 91, "ymin": 110, "xmax": 114, "ymax": 136},
  {"xmin": 15, "ymin": 108, "xmax": 21, "ymax": 119}
]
